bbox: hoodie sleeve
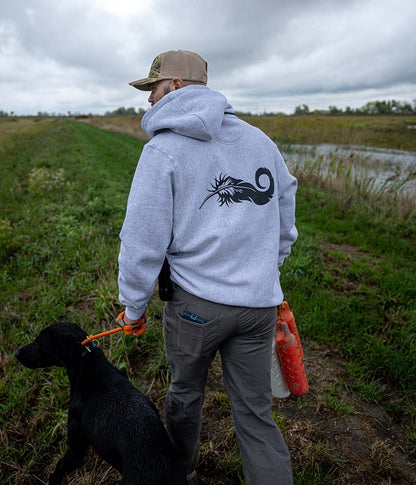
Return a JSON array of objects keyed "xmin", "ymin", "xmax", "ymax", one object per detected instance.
[
  {"xmin": 118, "ymin": 144, "xmax": 173, "ymax": 320},
  {"xmin": 276, "ymin": 152, "xmax": 298, "ymax": 268}
]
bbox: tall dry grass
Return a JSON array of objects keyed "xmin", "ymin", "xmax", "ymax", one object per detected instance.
[{"xmin": 77, "ymin": 115, "xmax": 150, "ymax": 141}]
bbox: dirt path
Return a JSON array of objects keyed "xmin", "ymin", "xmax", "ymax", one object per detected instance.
[{"xmin": 191, "ymin": 338, "xmax": 416, "ymax": 484}]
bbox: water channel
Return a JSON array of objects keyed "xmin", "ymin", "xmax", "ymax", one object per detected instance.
[{"xmin": 282, "ymin": 144, "xmax": 416, "ymax": 195}]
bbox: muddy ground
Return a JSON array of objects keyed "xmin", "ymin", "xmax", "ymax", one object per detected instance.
[{"xmin": 197, "ymin": 339, "xmax": 415, "ymax": 484}]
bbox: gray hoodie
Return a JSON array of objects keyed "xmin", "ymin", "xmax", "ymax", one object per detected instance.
[{"xmin": 118, "ymin": 85, "xmax": 297, "ymax": 320}]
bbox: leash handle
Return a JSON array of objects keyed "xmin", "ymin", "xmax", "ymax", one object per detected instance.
[
  {"xmin": 81, "ymin": 312, "xmax": 146, "ymax": 346},
  {"xmin": 115, "ymin": 311, "xmax": 147, "ymax": 336}
]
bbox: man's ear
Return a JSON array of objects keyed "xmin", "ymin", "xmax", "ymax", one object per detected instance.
[{"xmin": 171, "ymin": 78, "xmax": 185, "ymax": 90}]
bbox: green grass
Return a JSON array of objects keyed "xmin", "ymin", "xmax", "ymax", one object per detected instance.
[
  {"xmin": 280, "ymin": 182, "xmax": 416, "ymax": 398},
  {"xmin": 1, "ymin": 118, "xmax": 415, "ymax": 484},
  {"xmin": 0, "ymin": 120, "xmax": 145, "ymax": 483}
]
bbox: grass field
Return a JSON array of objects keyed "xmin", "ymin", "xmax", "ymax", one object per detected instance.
[
  {"xmin": 243, "ymin": 114, "xmax": 416, "ymax": 151},
  {"xmin": 1, "ymin": 116, "xmax": 415, "ymax": 484},
  {"xmin": 81, "ymin": 113, "xmax": 416, "ymax": 151}
]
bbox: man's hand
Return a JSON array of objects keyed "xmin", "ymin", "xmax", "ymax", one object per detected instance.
[
  {"xmin": 116, "ymin": 311, "xmax": 147, "ymax": 335},
  {"xmin": 123, "ymin": 314, "xmax": 140, "ymax": 326}
]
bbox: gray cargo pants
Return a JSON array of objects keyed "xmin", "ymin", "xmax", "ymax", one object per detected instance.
[{"xmin": 162, "ymin": 284, "xmax": 293, "ymax": 485}]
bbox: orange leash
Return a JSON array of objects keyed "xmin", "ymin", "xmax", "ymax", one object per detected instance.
[{"xmin": 81, "ymin": 312, "xmax": 146, "ymax": 346}]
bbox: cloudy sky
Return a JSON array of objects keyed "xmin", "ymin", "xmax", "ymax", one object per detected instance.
[{"xmin": 1, "ymin": 0, "xmax": 415, "ymax": 115}]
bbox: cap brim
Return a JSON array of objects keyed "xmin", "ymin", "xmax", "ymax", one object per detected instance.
[{"xmin": 129, "ymin": 77, "xmax": 162, "ymax": 91}]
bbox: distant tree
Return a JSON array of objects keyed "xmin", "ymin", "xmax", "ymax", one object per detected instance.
[
  {"xmin": 105, "ymin": 107, "xmax": 140, "ymax": 116},
  {"xmin": 294, "ymin": 104, "xmax": 310, "ymax": 115},
  {"xmin": 291, "ymin": 99, "xmax": 415, "ymax": 117},
  {"xmin": 397, "ymin": 102, "xmax": 414, "ymax": 115},
  {"xmin": 328, "ymin": 105, "xmax": 342, "ymax": 115},
  {"xmin": 359, "ymin": 99, "xmax": 416, "ymax": 115}
]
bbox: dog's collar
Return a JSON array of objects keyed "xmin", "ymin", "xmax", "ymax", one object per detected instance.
[{"xmin": 81, "ymin": 339, "xmax": 99, "ymax": 357}]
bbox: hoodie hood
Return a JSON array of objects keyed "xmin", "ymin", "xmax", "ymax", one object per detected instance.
[{"xmin": 141, "ymin": 85, "xmax": 234, "ymax": 141}]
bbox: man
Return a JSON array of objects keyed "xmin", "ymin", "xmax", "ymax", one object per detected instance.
[{"xmin": 118, "ymin": 50, "xmax": 297, "ymax": 485}]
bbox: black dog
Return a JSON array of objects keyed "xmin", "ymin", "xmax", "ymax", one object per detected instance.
[{"xmin": 15, "ymin": 322, "xmax": 186, "ymax": 485}]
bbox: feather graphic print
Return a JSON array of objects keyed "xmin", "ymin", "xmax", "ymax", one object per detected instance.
[{"xmin": 199, "ymin": 167, "xmax": 274, "ymax": 209}]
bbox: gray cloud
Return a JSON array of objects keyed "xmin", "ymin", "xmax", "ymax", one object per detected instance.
[{"xmin": 1, "ymin": 0, "xmax": 415, "ymax": 115}]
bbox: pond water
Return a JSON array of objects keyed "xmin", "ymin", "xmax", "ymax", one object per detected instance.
[{"xmin": 282, "ymin": 144, "xmax": 416, "ymax": 195}]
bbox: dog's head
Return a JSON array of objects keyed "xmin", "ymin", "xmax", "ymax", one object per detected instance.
[{"xmin": 15, "ymin": 322, "xmax": 90, "ymax": 369}]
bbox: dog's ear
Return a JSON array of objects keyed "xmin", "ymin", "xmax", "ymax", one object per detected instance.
[{"xmin": 56, "ymin": 332, "xmax": 86, "ymax": 368}]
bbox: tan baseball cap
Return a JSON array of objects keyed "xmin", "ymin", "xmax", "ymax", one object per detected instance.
[{"xmin": 129, "ymin": 50, "xmax": 208, "ymax": 91}]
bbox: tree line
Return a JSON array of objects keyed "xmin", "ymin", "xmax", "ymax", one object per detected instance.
[
  {"xmin": 1, "ymin": 99, "xmax": 415, "ymax": 118},
  {"xmin": 290, "ymin": 99, "xmax": 416, "ymax": 116}
]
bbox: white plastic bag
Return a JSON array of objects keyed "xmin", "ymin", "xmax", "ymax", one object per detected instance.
[{"xmin": 271, "ymin": 336, "xmax": 290, "ymax": 398}]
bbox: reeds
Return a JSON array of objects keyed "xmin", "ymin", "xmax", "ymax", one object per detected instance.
[{"xmin": 287, "ymin": 147, "xmax": 416, "ymax": 220}]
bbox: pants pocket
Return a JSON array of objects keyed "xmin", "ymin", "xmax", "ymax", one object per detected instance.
[{"xmin": 164, "ymin": 302, "xmax": 222, "ymax": 359}]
